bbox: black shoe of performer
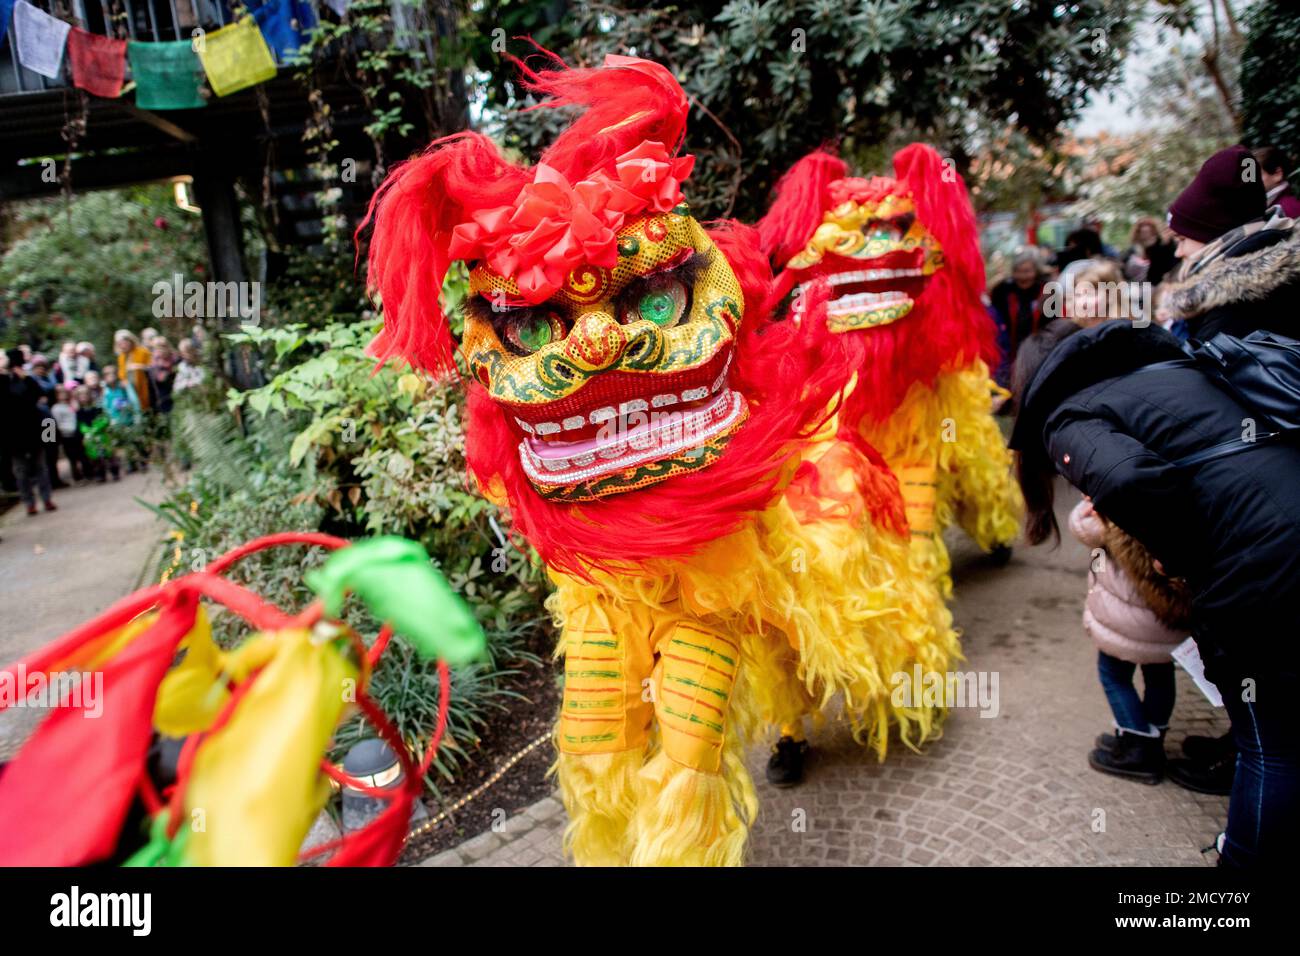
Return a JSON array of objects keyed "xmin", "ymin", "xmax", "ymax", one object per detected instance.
[
  {"xmin": 1088, "ymin": 732, "xmax": 1164, "ymax": 784},
  {"xmin": 988, "ymin": 544, "xmax": 1013, "ymax": 567},
  {"xmin": 766, "ymin": 736, "xmax": 809, "ymax": 788},
  {"xmin": 1181, "ymin": 731, "xmax": 1236, "ymax": 766},
  {"xmin": 1166, "ymin": 756, "xmax": 1235, "ymax": 796}
]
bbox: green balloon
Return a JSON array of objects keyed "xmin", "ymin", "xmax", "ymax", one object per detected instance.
[{"xmin": 305, "ymin": 537, "xmax": 486, "ymax": 665}]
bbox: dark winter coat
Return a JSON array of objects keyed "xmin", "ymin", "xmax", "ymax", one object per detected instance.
[
  {"xmin": 1160, "ymin": 219, "xmax": 1300, "ymax": 342},
  {"xmin": 1, "ymin": 372, "xmax": 50, "ymax": 455},
  {"xmin": 1011, "ymin": 321, "xmax": 1300, "ymax": 676}
]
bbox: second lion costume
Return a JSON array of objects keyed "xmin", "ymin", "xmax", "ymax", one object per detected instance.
[{"xmin": 759, "ymin": 146, "xmax": 1024, "ymax": 594}]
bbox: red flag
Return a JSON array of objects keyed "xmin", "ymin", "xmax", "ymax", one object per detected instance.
[
  {"xmin": 0, "ymin": 593, "xmax": 197, "ymax": 866},
  {"xmin": 67, "ymin": 27, "xmax": 126, "ymax": 98}
]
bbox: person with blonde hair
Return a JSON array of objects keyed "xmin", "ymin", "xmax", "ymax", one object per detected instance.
[
  {"xmin": 1064, "ymin": 258, "xmax": 1137, "ymax": 328},
  {"xmin": 113, "ymin": 330, "xmax": 154, "ymax": 412}
]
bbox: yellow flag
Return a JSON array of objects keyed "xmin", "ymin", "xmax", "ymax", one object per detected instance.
[
  {"xmin": 197, "ymin": 18, "xmax": 277, "ymax": 98},
  {"xmin": 183, "ymin": 629, "xmax": 358, "ymax": 866},
  {"xmin": 153, "ymin": 609, "xmax": 279, "ymax": 737}
]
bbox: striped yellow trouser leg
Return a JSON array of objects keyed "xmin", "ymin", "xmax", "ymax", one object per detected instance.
[
  {"xmin": 554, "ymin": 599, "xmax": 654, "ymax": 866},
  {"xmin": 898, "ymin": 458, "xmax": 952, "ymax": 596},
  {"xmin": 629, "ymin": 619, "xmax": 757, "ymax": 866}
]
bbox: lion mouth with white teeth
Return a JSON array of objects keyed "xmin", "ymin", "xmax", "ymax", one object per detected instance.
[{"xmin": 461, "ymin": 206, "xmax": 750, "ymax": 502}]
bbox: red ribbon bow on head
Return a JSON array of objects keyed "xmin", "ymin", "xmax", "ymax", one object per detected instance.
[{"xmin": 449, "ymin": 141, "xmax": 695, "ymax": 303}]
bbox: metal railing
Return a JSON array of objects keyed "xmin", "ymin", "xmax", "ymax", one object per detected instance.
[{"xmin": 1, "ymin": 0, "xmax": 321, "ymax": 96}]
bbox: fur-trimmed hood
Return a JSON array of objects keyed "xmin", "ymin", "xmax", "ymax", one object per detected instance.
[
  {"xmin": 1161, "ymin": 219, "xmax": 1300, "ymax": 321},
  {"xmin": 1068, "ymin": 498, "xmax": 1193, "ymax": 632},
  {"xmin": 1102, "ymin": 519, "xmax": 1194, "ymax": 631}
]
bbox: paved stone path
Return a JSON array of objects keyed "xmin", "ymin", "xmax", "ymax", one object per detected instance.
[
  {"xmin": 418, "ymin": 504, "xmax": 1230, "ymax": 868},
  {"xmin": 0, "ymin": 470, "xmax": 165, "ymax": 759}
]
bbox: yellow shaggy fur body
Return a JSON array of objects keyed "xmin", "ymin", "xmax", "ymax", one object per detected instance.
[{"xmin": 859, "ymin": 359, "xmax": 1023, "ymax": 595}]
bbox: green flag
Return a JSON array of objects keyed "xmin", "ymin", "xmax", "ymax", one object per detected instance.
[
  {"xmin": 306, "ymin": 537, "xmax": 486, "ymax": 665},
  {"xmin": 128, "ymin": 40, "xmax": 207, "ymax": 111}
]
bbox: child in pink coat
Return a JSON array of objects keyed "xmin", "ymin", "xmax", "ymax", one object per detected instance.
[{"xmin": 1069, "ymin": 497, "xmax": 1192, "ymax": 784}]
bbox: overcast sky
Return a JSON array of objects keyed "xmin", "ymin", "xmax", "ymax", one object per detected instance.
[{"xmin": 1073, "ymin": 13, "xmax": 1160, "ymax": 138}]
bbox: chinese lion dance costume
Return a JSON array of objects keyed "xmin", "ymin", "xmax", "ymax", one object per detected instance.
[
  {"xmin": 361, "ymin": 54, "xmax": 954, "ymax": 865},
  {"xmin": 758, "ymin": 146, "xmax": 1024, "ymax": 594}
]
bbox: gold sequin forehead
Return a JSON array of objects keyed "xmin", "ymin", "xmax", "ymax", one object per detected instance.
[
  {"xmin": 823, "ymin": 193, "xmax": 915, "ymax": 230},
  {"xmin": 788, "ymin": 192, "xmax": 944, "ymax": 272},
  {"xmin": 468, "ymin": 208, "xmax": 697, "ymax": 307}
]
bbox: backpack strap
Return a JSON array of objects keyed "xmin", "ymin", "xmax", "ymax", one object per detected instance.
[
  {"xmin": 1169, "ymin": 430, "xmax": 1291, "ymax": 469},
  {"xmin": 1128, "ymin": 355, "xmax": 1299, "ymax": 468}
]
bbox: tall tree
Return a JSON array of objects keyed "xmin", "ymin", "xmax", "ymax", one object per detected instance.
[
  {"xmin": 0, "ymin": 187, "xmax": 206, "ymax": 352},
  {"xmin": 1074, "ymin": 1, "xmax": 1242, "ymax": 224},
  {"xmin": 1240, "ymin": 0, "xmax": 1300, "ymax": 162}
]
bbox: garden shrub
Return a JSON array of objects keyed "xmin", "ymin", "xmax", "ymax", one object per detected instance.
[{"xmin": 151, "ymin": 311, "xmax": 551, "ymax": 794}]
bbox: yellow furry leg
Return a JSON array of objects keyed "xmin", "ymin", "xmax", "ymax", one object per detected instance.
[
  {"xmin": 546, "ymin": 577, "xmax": 660, "ymax": 867},
  {"xmin": 734, "ymin": 626, "xmax": 818, "ymax": 745},
  {"xmin": 628, "ymin": 728, "xmax": 758, "ymax": 867},
  {"xmin": 627, "ymin": 617, "xmax": 756, "ymax": 866},
  {"xmin": 554, "ymin": 749, "xmax": 643, "ymax": 866},
  {"xmin": 934, "ymin": 362, "xmax": 1024, "ymax": 552}
]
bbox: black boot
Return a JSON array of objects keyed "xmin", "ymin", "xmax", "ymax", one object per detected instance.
[
  {"xmin": 1088, "ymin": 732, "xmax": 1164, "ymax": 784},
  {"xmin": 988, "ymin": 544, "xmax": 1013, "ymax": 567},
  {"xmin": 1095, "ymin": 725, "xmax": 1166, "ymax": 753},
  {"xmin": 765, "ymin": 736, "xmax": 809, "ymax": 788},
  {"xmin": 1166, "ymin": 755, "xmax": 1235, "ymax": 796},
  {"xmin": 1181, "ymin": 731, "xmax": 1236, "ymax": 766}
]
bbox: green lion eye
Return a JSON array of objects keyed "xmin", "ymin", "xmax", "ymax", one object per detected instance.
[
  {"xmin": 506, "ymin": 314, "xmax": 559, "ymax": 354},
  {"xmin": 626, "ymin": 279, "xmax": 688, "ymax": 328},
  {"xmin": 641, "ymin": 291, "xmax": 675, "ymax": 324}
]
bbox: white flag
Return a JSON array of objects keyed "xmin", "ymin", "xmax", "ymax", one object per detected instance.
[
  {"xmin": 13, "ymin": 0, "xmax": 71, "ymax": 79},
  {"xmin": 324, "ymin": 0, "xmax": 349, "ymax": 17}
]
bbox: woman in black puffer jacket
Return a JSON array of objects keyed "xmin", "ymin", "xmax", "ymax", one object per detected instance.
[{"xmin": 1010, "ymin": 319, "xmax": 1300, "ymax": 868}]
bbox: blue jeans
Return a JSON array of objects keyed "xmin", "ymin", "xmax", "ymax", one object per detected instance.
[
  {"xmin": 1097, "ymin": 651, "xmax": 1175, "ymax": 734},
  {"xmin": 1214, "ymin": 663, "xmax": 1300, "ymax": 867}
]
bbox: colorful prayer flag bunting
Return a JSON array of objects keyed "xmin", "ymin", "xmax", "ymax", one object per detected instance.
[{"xmin": 3, "ymin": 2, "xmax": 320, "ymax": 104}]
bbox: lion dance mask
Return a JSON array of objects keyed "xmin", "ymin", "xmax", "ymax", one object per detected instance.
[{"xmin": 759, "ymin": 145, "xmax": 1024, "ymax": 593}]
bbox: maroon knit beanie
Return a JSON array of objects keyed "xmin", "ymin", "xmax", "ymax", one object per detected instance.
[{"xmin": 1168, "ymin": 145, "xmax": 1267, "ymax": 243}]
